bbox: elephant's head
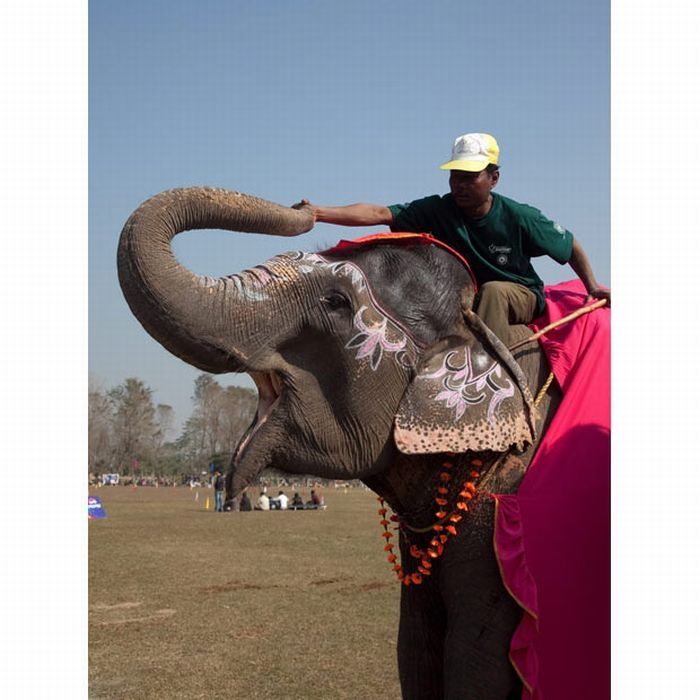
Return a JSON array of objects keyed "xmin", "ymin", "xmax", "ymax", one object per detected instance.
[{"xmin": 118, "ymin": 188, "xmax": 536, "ymax": 497}]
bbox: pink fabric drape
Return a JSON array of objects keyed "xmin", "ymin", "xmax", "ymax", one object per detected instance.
[{"xmin": 493, "ymin": 280, "xmax": 610, "ymax": 699}]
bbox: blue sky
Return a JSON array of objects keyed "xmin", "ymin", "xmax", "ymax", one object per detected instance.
[{"xmin": 89, "ymin": 0, "xmax": 610, "ymax": 431}]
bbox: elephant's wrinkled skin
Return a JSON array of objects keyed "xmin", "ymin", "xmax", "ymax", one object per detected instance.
[{"xmin": 118, "ymin": 187, "xmax": 559, "ymax": 699}]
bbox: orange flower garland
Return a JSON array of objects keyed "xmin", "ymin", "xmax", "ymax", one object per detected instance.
[{"xmin": 378, "ymin": 456, "xmax": 483, "ymax": 586}]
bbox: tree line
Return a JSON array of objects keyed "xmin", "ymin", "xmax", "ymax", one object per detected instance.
[{"xmin": 88, "ymin": 374, "xmax": 257, "ymax": 478}]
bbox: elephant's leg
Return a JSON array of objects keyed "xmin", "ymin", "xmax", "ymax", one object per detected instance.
[
  {"xmin": 397, "ymin": 537, "xmax": 447, "ymax": 699},
  {"xmin": 442, "ymin": 569, "xmax": 522, "ymax": 700},
  {"xmin": 440, "ymin": 502, "xmax": 523, "ymax": 700}
]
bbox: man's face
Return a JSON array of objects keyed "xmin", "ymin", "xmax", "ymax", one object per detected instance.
[{"xmin": 449, "ymin": 168, "xmax": 499, "ymax": 215}]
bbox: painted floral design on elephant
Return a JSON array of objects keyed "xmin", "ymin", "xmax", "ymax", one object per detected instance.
[
  {"xmin": 297, "ymin": 253, "xmax": 366, "ymax": 291},
  {"xmin": 346, "ymin": 306, "xmax": 417, "ymax": 371},
  {"xmin": 221, "ymin": 252, "xmax": 416, "ymax": 371},
  {"xmin": 220, "ymin": 267, "xmax": 276, "ymax": 302},
  {"xmin": 299, "ymin": 253, "xmax": 417, "ymax": 371},
  {"xmin": 221, "ymin": 252, "xmax": 367, "ymax": 303},
  {"xmin": 425, "ymin": 346, "xmax": 515, "ymax": 423}
]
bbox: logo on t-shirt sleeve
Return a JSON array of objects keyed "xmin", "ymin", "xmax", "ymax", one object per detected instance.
[{"xmin": 553, "ymin": 222, "xmax": 566, "ymax": 236}]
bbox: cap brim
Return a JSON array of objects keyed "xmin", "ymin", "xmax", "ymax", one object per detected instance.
[{"xmin": 439, "ymin": 159, "xmax": 490, "ymax": 172}]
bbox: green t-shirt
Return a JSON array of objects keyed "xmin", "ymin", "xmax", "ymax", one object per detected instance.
[{"xmin": 388, "ymin": 192, "xmax": 574, "ymax": 315}]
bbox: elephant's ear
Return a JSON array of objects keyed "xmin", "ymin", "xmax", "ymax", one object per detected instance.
[{"xmin": 394, "ymin": 309, "xmax": 537, "ymax": 455}]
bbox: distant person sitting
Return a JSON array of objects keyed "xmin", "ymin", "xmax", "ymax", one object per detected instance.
[
  {"xmin": 306, "ymin": 489, "xmax": 322, "ymax": 509},
  {"xmin": 239, "ymin": 490, "xmax": 252, "ymax": 512},
  {"xmin": 276, "ymin": 490, "xmax": 289, "ymax": 510},
  {"xmin": 290, "ymin": 492, "xmax": 304, "ymax": 510},
  {"xmin": 255, "ymin": 492, "xmax": 270, "ymax": 511}
]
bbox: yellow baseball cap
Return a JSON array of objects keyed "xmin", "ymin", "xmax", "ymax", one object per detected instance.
[{"xmin": 439, "ymin": 133, "xmax": 500, "ymax": 172}]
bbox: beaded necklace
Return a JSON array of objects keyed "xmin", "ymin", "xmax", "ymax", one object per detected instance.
[
  {"xmin": 378, "ymin": 455, "xmax": 483, "ymax": 586},
  {"xmin": 378, "ymin": 370, "xmax": 557, "ymax": 586}
]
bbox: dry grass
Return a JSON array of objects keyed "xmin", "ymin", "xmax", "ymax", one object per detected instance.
[{"xmin": 89, "ymin": 485, "xmax": 402, "ymax": 699}]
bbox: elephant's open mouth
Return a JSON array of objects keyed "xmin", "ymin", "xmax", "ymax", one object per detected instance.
[{"xmin": 233, "ymin": 370, "xmax": 284, "ymax": 464}]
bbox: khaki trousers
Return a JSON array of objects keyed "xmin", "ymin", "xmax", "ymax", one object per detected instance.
[{"xmin": 474, "ymin": 281, "xmax": 538, "ymax": 342}]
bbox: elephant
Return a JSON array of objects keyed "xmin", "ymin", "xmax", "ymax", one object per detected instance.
[{"xmin": 118, "ymin": 187, "xmax": 561, "ymax": 699}]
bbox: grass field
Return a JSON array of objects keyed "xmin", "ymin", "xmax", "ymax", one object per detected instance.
[{"xmin": 89, "ymin": 485, "xmax": 402, "ymax": 699}]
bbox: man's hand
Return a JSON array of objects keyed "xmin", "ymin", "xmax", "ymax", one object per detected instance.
[
  {"xmin": 586, "ymin": 286, "xmax": 611, "ymax": 306},
  {"xmin": 569, "ymin": 238, "xmax": 611, "ymax": 308},
  {"xmin": 291, "ymin": 199, "xmax": 317, "ymax": 221}
]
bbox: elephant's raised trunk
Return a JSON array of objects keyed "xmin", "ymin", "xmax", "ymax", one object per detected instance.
[{"xmin": 117, "ymin": 187, "xmax": 314, "ymax": 373}]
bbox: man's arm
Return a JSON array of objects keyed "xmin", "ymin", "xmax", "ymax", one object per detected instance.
[
  {"xmin": 292, "ymin": 200, "xmax": 393, "ymax": 227},
  {"xmin": 568, "ymin": 237, "xmax": 611, "ymax": 304}
]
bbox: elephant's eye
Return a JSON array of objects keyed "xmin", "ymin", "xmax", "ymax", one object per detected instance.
[{"xmin": 321, "ymin": 291, "xmax": 351, "ymax": 312}]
